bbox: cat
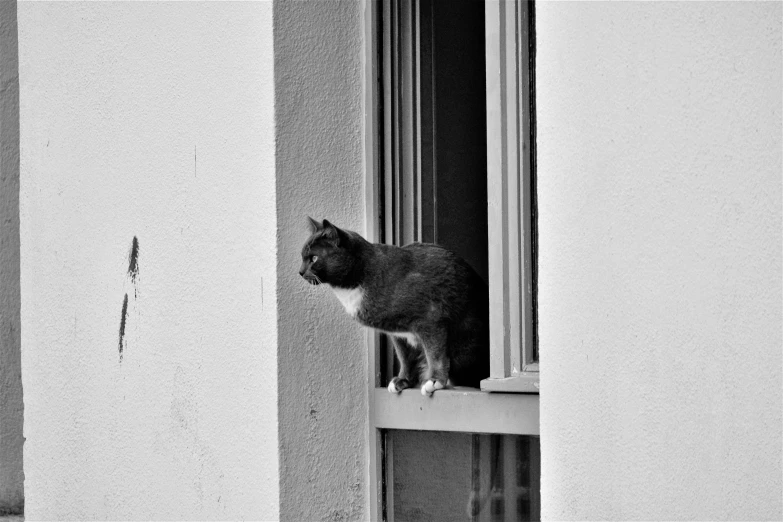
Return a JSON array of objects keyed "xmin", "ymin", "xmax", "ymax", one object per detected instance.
[{"xmin": 299, "ymin": 217, "xmax": 489, "ymax": 396}]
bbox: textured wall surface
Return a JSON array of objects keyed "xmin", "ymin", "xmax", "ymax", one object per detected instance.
[
  {"xmin": 274, "ymin": 1, "xmax": 368, "ymax": 520},
  {"xmin": 536, "ymin": 2, "xmax": 782, "ymax": 520},
  {"xmin": 18, "ymin": 2, "xmax": 278, "ymax": 519},
  {"xmin": 0, "ymin": 0, "xmax": 23, "ymax": 514}
]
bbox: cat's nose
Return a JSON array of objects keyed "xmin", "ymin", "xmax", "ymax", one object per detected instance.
[{"xmin": 298, "ymin": 264, "xmax": 306, "ymax": 277}]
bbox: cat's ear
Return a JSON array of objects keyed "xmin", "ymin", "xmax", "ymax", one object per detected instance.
[
  {"xmin": 322, "ymin": 219, "xmax": 341, "ymax": 244},
  {"xmin": 307, "ymin": 216, "xmax": 323, "ymax": 234}
]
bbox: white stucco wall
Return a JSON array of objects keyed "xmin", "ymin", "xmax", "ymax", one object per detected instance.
[
  {"xmin": 18, "ymin": 2, "xmax": 278, "ymax": 519},
  {"xmin": 274, "ymin": 1, "xmax": 368, "ymax": 520},
  {"xmin": 537, "ymin": 2, "xmax": 782, "ymax": 520},
  {"xmin": 0, "ymin": 0, "xmax": 23, "ymax": 514}
]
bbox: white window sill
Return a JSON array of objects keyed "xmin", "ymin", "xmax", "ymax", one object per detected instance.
[
  {"xmin": 480, "ymin": 372, "xmax": 540, "ymax": 394},
  {"xmin": 372, "ymin": 387, "xmax": 539, "ymax": 435}
]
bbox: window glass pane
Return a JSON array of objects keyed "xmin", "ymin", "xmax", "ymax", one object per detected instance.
[
  {"xmin": 430, "ymin": 0, "xmax": 488, "ymax": 283},
  {"xmin": 386, "ymin": 430, "xmax": 540, "ymax": 522}
]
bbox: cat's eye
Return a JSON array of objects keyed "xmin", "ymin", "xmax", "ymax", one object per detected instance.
[{"xmin": 311, "ymin": 255, "xmax": 318, "ymax": 263}]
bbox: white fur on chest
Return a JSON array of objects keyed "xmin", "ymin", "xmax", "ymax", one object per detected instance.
[{"xmin": 327, "ymin": 285, "xmax": 364, "ymax": 317}]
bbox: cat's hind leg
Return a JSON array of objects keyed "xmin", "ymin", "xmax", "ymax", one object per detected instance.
[
  {"xmin": 387, "ymin": 335, "xmax": 421, "ymax": 393},
  {"xmin": 418, "ymin": 326, "xmax": 450, "ymax": 396}
]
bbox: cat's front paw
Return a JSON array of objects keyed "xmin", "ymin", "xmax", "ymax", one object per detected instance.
[
  {"xmin": 421, "ymin": 379, "xmax": 445, "ymax": 396},
  {"xmin": 388, "ymin": 377, "xmax": 411, "ymax": 393}
]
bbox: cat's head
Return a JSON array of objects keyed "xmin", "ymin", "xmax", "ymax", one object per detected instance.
[{"xmin": 299, "ymin": 217, "xmax": 360, "ymax": 287}]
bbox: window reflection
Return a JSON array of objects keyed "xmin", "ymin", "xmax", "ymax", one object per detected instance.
[{"xmin": 387, "ymin": 431, "xmax": 540, "ymax": 522}]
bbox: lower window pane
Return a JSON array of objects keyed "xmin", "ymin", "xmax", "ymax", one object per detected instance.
[{"xmin": 385, "ymin": 430, "xmax": 540, "ymax": 522}]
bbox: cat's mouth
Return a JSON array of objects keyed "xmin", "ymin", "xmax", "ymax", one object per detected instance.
[{"xmin": 303, "ymin": 276, "xmax": 321, "ymax": 286}]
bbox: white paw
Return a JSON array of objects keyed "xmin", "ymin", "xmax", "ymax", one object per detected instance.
[
  {"xmin": 388, "ymin": 377, "xmax": 408, "ymax": 393},
  {"xmin": 421, "ymin": 379, "xmax": 444, "ymax": 396}
]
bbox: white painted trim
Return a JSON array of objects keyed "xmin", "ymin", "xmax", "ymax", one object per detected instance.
[
  {"xmin": 480, "ymin": 373, "xmax": 539, "ymax": 394},
  {"xmin": 485, "ymin": 0, "xmax": 536, "ymax": 380},
  {"xmin": 374, "ymin": 388, "xmax": 540, "ymax": 435}
]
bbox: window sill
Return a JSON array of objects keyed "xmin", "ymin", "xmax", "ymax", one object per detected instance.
[
  {"xmin": 372, "ymin": 387, "xmax": 539, "ymax": 435},
  {"xmin": 480, "ymin": 372, "xmax": 540, "ymax": 394}
]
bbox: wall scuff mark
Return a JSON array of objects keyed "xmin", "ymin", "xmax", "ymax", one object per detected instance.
[
  {"xmin": 127, "ymin": 236, "xmax": 139, "ymax": 288},
  {"xmin": 119, "ymin": 235, "xmax": 140, "ymax": 362},
  {"xmin": 118, "ymin": 293, "xmax": 129, "ymax": 361}
]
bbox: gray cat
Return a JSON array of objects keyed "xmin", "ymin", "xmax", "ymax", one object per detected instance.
[{"xmin": 299, "ymin": 218, "xmax": 489, "ymax": 396}]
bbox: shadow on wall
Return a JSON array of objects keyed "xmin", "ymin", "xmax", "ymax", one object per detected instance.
[{"xmin": 0, "ymin": 0, "xmax": 23, "ymax": 516}]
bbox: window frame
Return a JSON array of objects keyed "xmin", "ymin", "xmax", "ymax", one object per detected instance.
[
  {"xmin": 361, "ymin": 1, "xmax": 539, "ymax": 520},
  {"xmin": 482, "ymin": 0, "xmax": 539, "ymax": 393}
]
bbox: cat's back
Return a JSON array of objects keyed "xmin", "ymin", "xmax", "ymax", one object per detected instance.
[
  {"xmin": 367, "ymin": 241, "xmax": 486, "ymax": 302},
  {"xmin": 371, "ymin": 241, "xmax": 466, "ymax": 275},
  {"xmin": 402, "ymin": 242, "xmax": 482, "ymax": 283}
]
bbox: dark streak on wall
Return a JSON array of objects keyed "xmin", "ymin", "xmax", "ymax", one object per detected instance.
[
  {"xmin": 118, "ymin": 293, "xmax": 129, "ymax": 362},
  {"xmin": 120, "ymin": 236, "xmax": 139, "ymax": 360},
  {"xmin": 127, "ymin": 236, "xmax": 139, "ymax": 284}
]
